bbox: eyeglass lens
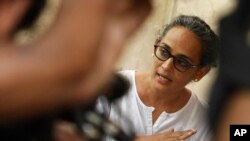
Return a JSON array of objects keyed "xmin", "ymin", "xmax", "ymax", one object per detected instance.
[{"xmin": 155, "ymin": 46, "xmax": 194, "ymax": 72}]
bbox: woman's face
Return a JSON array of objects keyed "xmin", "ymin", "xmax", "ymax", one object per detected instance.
[{"xmin": 151, "ymin": 26, "xmax": 205, "ymax": 92}]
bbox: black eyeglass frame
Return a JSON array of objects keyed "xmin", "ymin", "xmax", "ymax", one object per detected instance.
[{"xmin": 154, "ymin": 44, "xmax": 201, "ymax": 72}]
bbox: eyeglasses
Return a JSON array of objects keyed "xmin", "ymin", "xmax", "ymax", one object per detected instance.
[{"xmin": 154, "ymin": 45, "xmax": 200, "ymax": 72}]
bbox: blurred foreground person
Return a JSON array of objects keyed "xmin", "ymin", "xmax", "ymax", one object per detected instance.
[
  {"xmin": 208, "ymin": 0, "xmax": 250, "ymax": 140},
  {"xmin": 0, "ymin": 0, "xmax": 151, "ymax": 140}
]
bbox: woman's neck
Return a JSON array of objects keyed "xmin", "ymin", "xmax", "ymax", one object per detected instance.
[{"xmin": 136, "ymin": 71, "xmax": 191, "ymax": 113}]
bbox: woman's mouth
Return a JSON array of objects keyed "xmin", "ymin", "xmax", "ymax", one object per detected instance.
[{"xmin": 156, "ymin": 73, "xmax": 172, "ymax": 84}]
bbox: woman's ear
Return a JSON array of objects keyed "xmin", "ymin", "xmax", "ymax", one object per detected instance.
[{"xmin": 193, "ymin": 66, "xmax": 210, "ymax": 82}]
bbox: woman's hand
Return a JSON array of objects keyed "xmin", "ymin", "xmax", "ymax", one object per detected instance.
[{"xmin": 135, "ymin": 128, "xmax": 197, "ymax": 141}]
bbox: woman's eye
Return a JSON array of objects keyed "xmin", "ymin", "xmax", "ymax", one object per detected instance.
[
  {"xmin": 160, "ymin": 49, "xmax": 169, "ymax": 56},
  {"xmin": 176, "ymin": 58, "xmax": 190, "ymax": 68}
]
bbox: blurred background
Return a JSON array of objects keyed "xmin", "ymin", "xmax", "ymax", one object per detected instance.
[{"xmin": 16, "ymin": 0, "xmax": 237, "ymax": 102}]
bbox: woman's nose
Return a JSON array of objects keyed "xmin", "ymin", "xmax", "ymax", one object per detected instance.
[{"xmin": 161, "ymin": 58, "xmax": 174, "ymax": 72}]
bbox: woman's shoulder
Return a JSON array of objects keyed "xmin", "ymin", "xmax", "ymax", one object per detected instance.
[
  {"xmin": 118, "ymin": 70, "xmax": 136, "ymax": 80},
  {"xmin": 190, "ymin": 91, "xmax": 209, "ymax": 110},
  {"xmin": 118, "ymin": 70, "xmax": 135, "ymax": 75}
]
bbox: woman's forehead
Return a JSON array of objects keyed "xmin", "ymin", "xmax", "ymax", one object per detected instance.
[{"xmin": 161, "ymin": 26, "xmax": 202, "ymax": 63}]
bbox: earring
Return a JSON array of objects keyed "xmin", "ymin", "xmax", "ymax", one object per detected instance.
[{"xmin": 193, "ymin": 79, "xmax": 199, "ymax": 82}]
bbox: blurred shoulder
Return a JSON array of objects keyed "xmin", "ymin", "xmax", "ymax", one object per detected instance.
[{"xmin": 117, "ymin": 70, "xmax": 136, "ymax": 79}]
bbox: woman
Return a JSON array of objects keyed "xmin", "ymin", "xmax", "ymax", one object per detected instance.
[{"xmin": 97, "ymin": 15, "xmax": 219, "ymax": 141}]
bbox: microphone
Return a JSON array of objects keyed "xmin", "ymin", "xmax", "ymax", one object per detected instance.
[{"xmin": 67, "ymin": 73, "xmax": 134, "ymax": 141}]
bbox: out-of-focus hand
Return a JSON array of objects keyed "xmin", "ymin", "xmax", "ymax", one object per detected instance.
[
  {"xmin": 135, "ymin": 128, "xmax": 197, "ymax": 141},
  {"xmin": 53, "ymin": 121, "xmax": 86, "ymax": 141}
]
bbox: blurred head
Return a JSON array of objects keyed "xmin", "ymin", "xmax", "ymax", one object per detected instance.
[{"xmin": 151, "ymin": 15, "xmax": 219, "ymax": 92}]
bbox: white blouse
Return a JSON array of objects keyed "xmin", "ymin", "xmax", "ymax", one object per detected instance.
[{"xmin": 96, "ymin": 70, "xmax": 212, "ymax": 141}]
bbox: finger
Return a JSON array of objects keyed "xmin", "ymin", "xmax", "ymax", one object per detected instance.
[
  {"xmin": 161, "ymin": 136, "xmax": 184, "ymax": 141},
  {"xmin": 179, "ymin": 129, "xmax": 197, "ymax": 140},
  {"xmin": 165, "ymin": 129, "xmax": 194, "ymax": 137},
  {"xmin": 168, "ymin": 128, "xmax": 175, "ymax": 132},
  {"xmin": 53, "ymin": 121, "xmax": 85, "ymax": 141}
]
